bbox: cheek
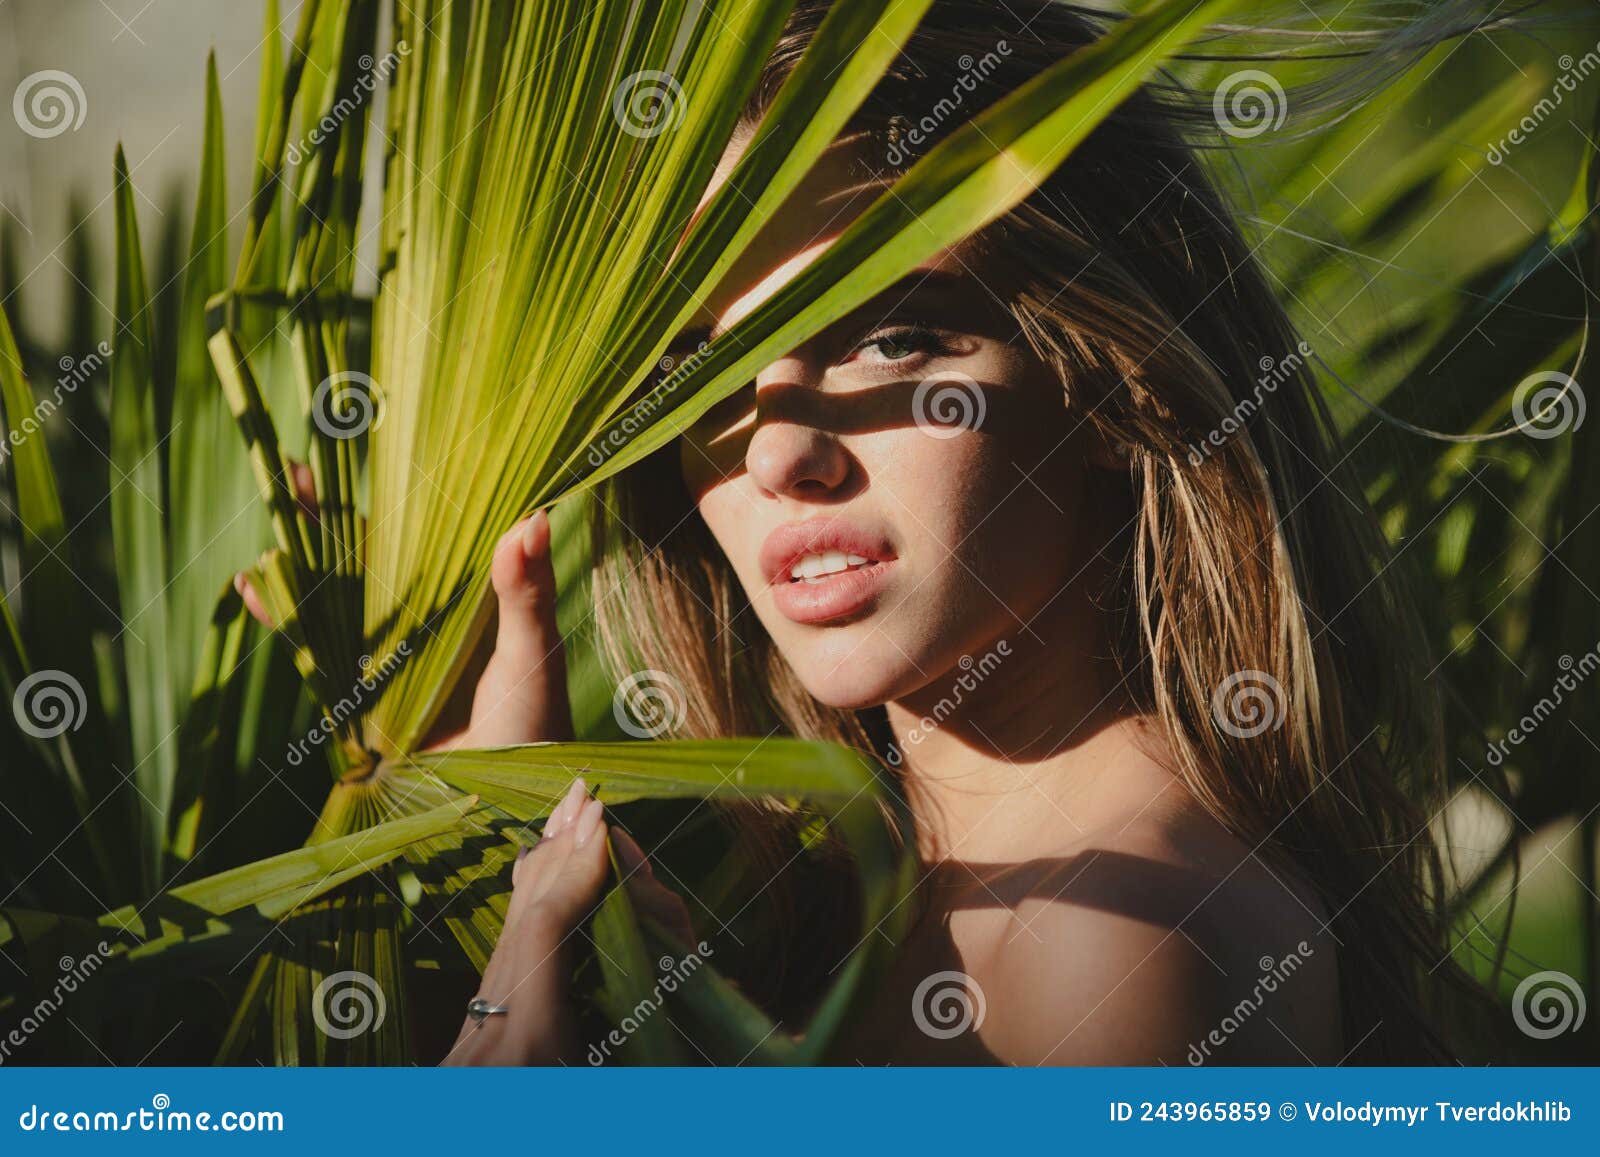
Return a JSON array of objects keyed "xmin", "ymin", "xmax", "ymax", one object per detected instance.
[
  {"xmin": 792, "ymin": 428, "xmax": 1082, "ymax": 710},
  {"xmin": 674, "ymin": 367, "xmax": 1091, "ymax": 710},
  {"xmin": 854, "ymin": 403, "xmax": 1090, "ymax": 704},
  {"xmin": 878, "ymin": 380, "xmax": 1080, "ymax": 570},
  {"xmin": 891, "ymin": 429, "xmax": 1079, "ymax": 618},
  {"xmin": 688, "ymin": 469, "xmax": 767, "ymax": 591},
  {"xmin": 679, "ymin": 419, "xmax": 748, "ymax": 505}
]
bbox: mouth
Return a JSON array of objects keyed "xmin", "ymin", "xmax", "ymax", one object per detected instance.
[
  {"xmin": 786, "ymin": 550, "xmax": 879, "ymax": 584},
  {"xmin": 759, "ymin": 517, "xmax": 898, "ymax": 626}
]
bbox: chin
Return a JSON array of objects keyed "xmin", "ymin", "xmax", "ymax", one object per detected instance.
[
  {"xmin": 796, "ymin": 678, "xmax": 890, "ymax": 712},
  {"xmin": 778, "ymin": 629, "xmax": 929, "ymax": 712}
]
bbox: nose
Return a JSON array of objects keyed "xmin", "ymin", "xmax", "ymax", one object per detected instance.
[{"xmin": 744, "ymin": 355, "xmax": 850, "ymax": 499}]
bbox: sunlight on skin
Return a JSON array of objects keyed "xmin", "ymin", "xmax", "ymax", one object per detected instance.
[
  {"xmin": 678, "ymin": 135, "xmax": 1138, "ymax": 835},
  {"xmin": 431, "ymin": 134, "xmax": 1340, "ymax": 1069},
  {"xmin": 661, "ymin": 136, "xmax": 1342, "ymax": 1066}
]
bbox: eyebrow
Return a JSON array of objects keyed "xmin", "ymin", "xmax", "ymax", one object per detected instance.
[{"xmin": 680, "ymin": 269, "xmax": 978, "ymax": 349}]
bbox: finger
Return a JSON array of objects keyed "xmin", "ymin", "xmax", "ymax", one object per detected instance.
[
  {"xmin": 491, "ymin": 512, "xmax": 563, "ymax": 667},
  {"xmin": 564, "ymin": 799, "xmax": 611, "ymax": 889},
  {"xmin": 508, "ymin": 784, "xmax": 585, "ymax": 889},
  {"xmin": 613, "ymin": 828, "xmax": 696, "ymax": 946},
  {"xmin": 510, "ymin": 830, "xmax": 570, "ymax": 910},
  {"xmin": 611, "ymin": 828, "xmax": 653, "ymax": 877},
  {"xmin": 574, "ymin": 797, "xmax": 605, "ymax": 849},
  {"xmin": 546, "ymin": 778, "xmax": 588, "ymax": 835},
  {"xmin": 516, "ymin": 799, "xmax": 611, "ymax": 928},
  {"xmin": 511, "ymin": 779, "xmax": 587, "ymax": 894},
  {"xmin": 288, "ymin": 459, "xmax": 319, "ymax": 524},
  {"xmin": 628, "ymin": 876, "xmax": 696, "ymax": 948},
  {"xmin": 233, "ymin": 572, "xmax": 273, "ymax": 628},
  {"xmin": 462, "ymin": 511, "xmax": 572, "ymax": 746}
]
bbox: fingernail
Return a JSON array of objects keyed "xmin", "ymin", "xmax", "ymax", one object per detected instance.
[
  {"xmin": 232, "ymin": 571, "xmax": 247, "ymax": 595},
  {"xmin": 520, "ymin": 511, "xmax": 544, "ymax": 558},
  {"xmin": 561, "ymin": 778, "xmax": 587, "ymax": 828},
  {"xmin": 574, "ymin": 799, "xmax": 604, "ymax": 848},
  {"xmin": 547, "ymin": 778, "xmax": 584, "ymax": 832}
]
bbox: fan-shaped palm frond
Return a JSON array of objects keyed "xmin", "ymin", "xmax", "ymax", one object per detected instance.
[{"xmin": 2, "ymin": 0, "xmax": 1252, "ymax": 1063}]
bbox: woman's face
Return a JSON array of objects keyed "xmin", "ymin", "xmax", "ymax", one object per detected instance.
[{"xmin": 677, "ymin": 140, "xmax": 1107, "ymax": 710}]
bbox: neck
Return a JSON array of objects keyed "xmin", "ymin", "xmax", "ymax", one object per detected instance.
[{"xmin": 885, "ymin": 587, "xmax": 1172, "ymax": 864}]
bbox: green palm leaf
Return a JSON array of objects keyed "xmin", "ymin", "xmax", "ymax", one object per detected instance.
[
  {"xmin": 8, "ymin": 0, "xmax": 1449, "ymax": 1064},
  {"xmin": 398, "ymin": 737, "xmax": 915, "ymax": 1062},
  {"xmin": 172, "ymin": 0, "xmax": 1245, "ymax": 1063},
  {"xmin": 111, "ymin": 147, "xmax": 180, "ymax": 892}
]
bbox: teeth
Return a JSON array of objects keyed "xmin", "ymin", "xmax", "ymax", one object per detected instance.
[{"xmin": 788, "ymin": 551, "xmax": 876, "ymax": 581}]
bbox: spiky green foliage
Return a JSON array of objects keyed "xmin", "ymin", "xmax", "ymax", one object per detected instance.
[
  {"xmin": 2, "ymin": 0, "xmax": 1596, "ymax": 1064},
  {"xmin": 1203, "ymin": 22, "xmax": 1600, "ymax": 1050},
  {"xmin": 0, "ymin": 0, "xmax": 1255, "ymax": 1063}
]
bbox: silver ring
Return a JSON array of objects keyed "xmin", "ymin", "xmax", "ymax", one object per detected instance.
[{"xmin": 466, "ymin": 996, "xmax": 511, "ymax": 1026}]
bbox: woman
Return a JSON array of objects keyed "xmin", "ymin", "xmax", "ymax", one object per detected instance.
[{"xmin": 255, "ymin": 1, "xmax": 1486, "ymax": 1064}]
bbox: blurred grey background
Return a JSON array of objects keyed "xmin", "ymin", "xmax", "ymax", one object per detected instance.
[{"xmin": 0, "ymin": 0, "xmax": 363, "ymax": 348}]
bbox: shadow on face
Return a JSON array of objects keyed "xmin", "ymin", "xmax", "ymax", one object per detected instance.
[{"xmin": 665, "ymin": 138, "xmax": 1126, "ymax": 711}]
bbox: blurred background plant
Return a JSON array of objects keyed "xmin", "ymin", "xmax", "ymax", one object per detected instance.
[
  {"xmin": 1194, "ymin": 4, "xmax": 1600, "ymax": 1061},
  {"xmin": 0, "ymin": 0, "xmax": 1597, "ymax": 1064}
]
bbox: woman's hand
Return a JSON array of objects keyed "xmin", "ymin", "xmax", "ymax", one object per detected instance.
[
  {"xmin": 238, "ymin": 494, "xmax": 693, "ymax": 1065},
  {"xmin": 423, "ymin": 509, "xmax": 575, "ymax": 748},
  {"xmin": 442, "ymin": 779, "xmax": 696, "ymax": 1065},
  {"xmin": 237, "ymin": 493, "xmax": 575, "ymax": 749},
  {"xmin": 442, "ymin": 777, "xmax": 607, "ymax": 1065}
]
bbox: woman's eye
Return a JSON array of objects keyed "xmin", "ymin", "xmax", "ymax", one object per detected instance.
[
  {"xmin": 854, "ymin": 326, "xmax": 950, "ymax": 365},
  {"xmin": 871, "ymin": 333, "xmax": 919, "ymax": 360}
]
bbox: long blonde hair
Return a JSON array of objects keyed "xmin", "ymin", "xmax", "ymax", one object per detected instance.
[{"xmin": 591, "ymin": 0, "xmax": 1496, "ymax": 1061}]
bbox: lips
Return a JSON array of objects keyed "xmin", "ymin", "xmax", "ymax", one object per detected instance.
[{"xmin": 759, "ymin": 516, "xmax": 897, "ymax": 626}]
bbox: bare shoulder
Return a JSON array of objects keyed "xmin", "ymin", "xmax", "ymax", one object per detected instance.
[{"xmin": 961, "ymin": 801, "xmax": 1342, "ymax": 1066}]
